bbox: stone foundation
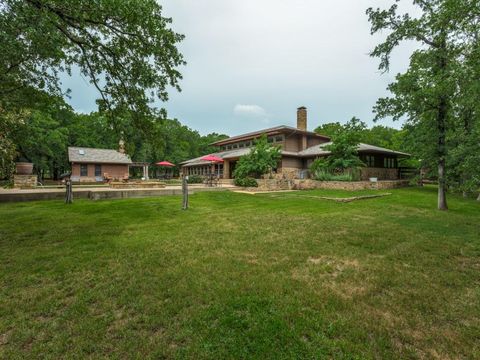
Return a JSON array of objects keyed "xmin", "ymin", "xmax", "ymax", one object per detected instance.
[
  {"xmin": 13, "ymin": 175, "xmax": 38, "ymax": 188},
  {"xmin": 293, "ymin": 179, "xmax": 410, "ymax": 191},
  {"xmin": 248, "ymin": 178, "xmax": 410, "ymax": 191},
  {"xmin": 110, "ymin": 181, "xmax": 166, "ymax": 189}
]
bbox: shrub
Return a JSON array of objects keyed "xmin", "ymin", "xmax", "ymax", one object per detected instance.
[
  {"xmin": 233, "ymin": 135, "xmax": 281, "ymax": 179},
  {"xmin": 234, "ymin": 177, "xmax": 258, "ymax": 187},
  {"xmin": 313, "ymin": 169, "xmax": 357, "ymax": 182},
  {"xmin": 187, "ymin": 174, "xmax": 203, "ymax": 184}
]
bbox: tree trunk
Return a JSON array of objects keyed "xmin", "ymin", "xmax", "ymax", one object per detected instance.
[
  {"xmin": 436, "ymin": 38, "xmax": 448, "ymax": 211},
  {"xmin": 438, "ymin": 159, "xmax": 448, "ymax": 210}
]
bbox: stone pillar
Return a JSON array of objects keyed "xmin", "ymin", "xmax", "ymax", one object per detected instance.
[
  {"xmin": 223, "ymin": 160, "xmax": 230, "ymax": 179},
  {"xmin": 145, "ymin": 165, "xmax": 149, "ymax": 180}
]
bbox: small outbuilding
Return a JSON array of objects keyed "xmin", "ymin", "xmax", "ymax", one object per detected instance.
[{"xmin": 68, "ymin": 146, "xmax": 132, "ymax": 182}]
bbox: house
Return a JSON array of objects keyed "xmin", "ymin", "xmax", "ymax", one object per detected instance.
[
  {"xmin": 181, "ymin": 107, "xmax": 410, "ymax": 180},
  {"xmin": 68, "ymin": 144, "xmax": 132, "ymax": 182}
]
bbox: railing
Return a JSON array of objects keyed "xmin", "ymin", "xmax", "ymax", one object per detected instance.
[{"xmin": 398, "ymin": 167, "xmax": 418, "ymax": 179}]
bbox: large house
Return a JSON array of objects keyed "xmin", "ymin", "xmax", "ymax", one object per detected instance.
[
  {"xmin": 68, "ymin": 145, "xmax": 132, "ymax": 182},
  {"xmin": 181, "ymin": 107, "xmax": 410, "ymax": 180}
]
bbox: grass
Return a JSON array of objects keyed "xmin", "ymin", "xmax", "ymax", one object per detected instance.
[{"xmin": 0, "ymin": 187, "xmax": 479, "ymax": 359}]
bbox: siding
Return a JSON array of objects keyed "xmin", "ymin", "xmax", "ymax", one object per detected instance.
[
  {"xmin": 281, "ymin": 156, "xmax": 304, "ymax": 170},
  {"xmin": 71, "ymin": 163, "xmax": 129, "ymax": 182}
]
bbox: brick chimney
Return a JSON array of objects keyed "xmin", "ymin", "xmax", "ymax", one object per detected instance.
[
  {"xmin": 297, "ymin": 106, "xmax": 307, "ymax": 131},
  {"xmin": 118, "ymin": 139, "xmax": 125, "ymax": 154}
]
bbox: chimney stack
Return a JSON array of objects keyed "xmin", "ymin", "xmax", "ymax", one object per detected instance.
[
  {"xmin": 118, "ymin": 139, "xmax": 125, "ymax": 154},
  {"xmin": 297, "ymin": 106, "xmax": 307, "ymax": 131}
]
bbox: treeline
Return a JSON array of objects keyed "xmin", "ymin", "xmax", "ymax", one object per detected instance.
[{"xmin": 1, "ymin": 95, "xmax": 227, "ymax": 180}]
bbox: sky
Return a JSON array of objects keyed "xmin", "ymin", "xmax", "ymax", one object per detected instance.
[{"xmin": 61, "ymin": 0, "xmax": 420, "ymax": 136}]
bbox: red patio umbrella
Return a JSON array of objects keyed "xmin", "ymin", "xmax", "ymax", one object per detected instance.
[
  {"xmin": 155, "ymin": 161, "xmax": 175, "ymax": 179},
  {"xmin": 201, "ymin": 155, "xmax": 224, "ymax": 162},
  {"xmin": 201, "ymin": 155, "xmax": 224, "ymax": 178},
  {"xmin": 155, "ymin": 161, "xmax": 175, "ymax": 167}
]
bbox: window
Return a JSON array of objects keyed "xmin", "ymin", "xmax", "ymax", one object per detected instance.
[
  {"xmin": 384, "ymin": 157, "xmax": 396, "ymax": 168},
  {"xmin": 233, "ymin": 143, "xmax": 239, "ymax": 149},
  {"xmin": 239, "ymin": 142, "xmax": 245, "ymax": 148},
  {"xmin": 365, "ymin": 155, "xmax": 375, "ymax": 167},
  {"xmin": 226, "ymin": 145, "xmax": 232, "ymax": 150},
  {"xmin": 80, "ymin": 164, "xmax": 88, "ymax": 177},
  {"xmin": 267, "ymin": 136, "xmax": 274, "ymax": 143},
  {"xmin": 95, "ymin": 164, "xmax": 102, "ymax": 177},
  {"xmin": 275, "ymin": 135, "xmax": 284, "ymax": 142}
]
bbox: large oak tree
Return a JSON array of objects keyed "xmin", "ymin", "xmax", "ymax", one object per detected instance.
[
  {"xmin": 367, "ymin": 0, "xmax": 479, "ymax": 210},
  {"xmin": 0, "ymin": 0, "xmax": 185, "ymax": 116}
]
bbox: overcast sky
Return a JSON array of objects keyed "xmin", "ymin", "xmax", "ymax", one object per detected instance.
[{"xmin": 62, "ymin": 0, "xmax": 420, "ymax": 136}]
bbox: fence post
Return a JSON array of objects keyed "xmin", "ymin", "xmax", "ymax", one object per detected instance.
[
  {"xmin": 65, "ymin": 178, "xmax": 73, "ymax": 204},
  {"xmin": 182, "ymin": 176, "xmax": 189, "ymax": 210}
]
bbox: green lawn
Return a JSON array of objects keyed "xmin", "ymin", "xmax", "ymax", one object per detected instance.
[{"xmin": 0, "ymin": 187, "xmax": 479, "ymax": 359}]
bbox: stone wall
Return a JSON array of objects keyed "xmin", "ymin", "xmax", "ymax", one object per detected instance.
[
  {"xmin": 13, "ymin": 175, "xmax": 38, "ymax": 188},
  {"xmin": 293, "ymin": 179, "xmax": 410, "ymax": 190},
  {"xmin": 255, "ymin": 178, "xmax": 294, "ymax": 191}
]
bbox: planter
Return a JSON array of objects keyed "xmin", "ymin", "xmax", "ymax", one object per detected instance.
[{"xmin": 15, "ymin": 162, "xmax": 33, "ymax": 175}]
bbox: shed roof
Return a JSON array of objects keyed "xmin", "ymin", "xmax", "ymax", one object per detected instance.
[
  {"xmin": 68, "ymin": 147, "xmax": 132, "ymax": 164},
  {"xmin": 181, "ymin": 147, "xmax": 299, "ymax": 167}
]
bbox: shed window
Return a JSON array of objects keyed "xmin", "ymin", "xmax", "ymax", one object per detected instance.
[
  {"xmin": 95, "ymin": 164, "xmax": 102, "ymax": 177},
  {"xmin": 80, "ymin": 164, "xmax": 88, "ymax": 177}
]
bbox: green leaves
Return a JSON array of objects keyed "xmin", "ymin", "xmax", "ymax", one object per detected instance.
[
  {"xmin": 0, "ymin": 0, "xmax": 185, "ymax": 120},
  {"xmin": 233, "ymin": 135, "xmax": 281, "ymax": 179},
  {"xmin": 368, "ymin": 0, "xmax": 480, "ymax": 206}
]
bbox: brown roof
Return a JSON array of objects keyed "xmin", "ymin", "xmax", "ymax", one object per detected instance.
[
  {"xmin": 68, "ymin": 147, "xmax": 132, "ymax": 164},
  {"xmin": 210, "ymin": 125, "xmax": 330, "ymax": 146},
  {"xmin": 298, "ymin": 142, "xmax": 411, "ymax": 157}
]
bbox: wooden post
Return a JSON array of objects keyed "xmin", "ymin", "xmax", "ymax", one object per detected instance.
[
  {"xmin": 65, "ymin": 178, "xmax": 73, "ymax": 204},
  {"xmin": 182, "ymin": 176, "xmax": 189, "ymax": 210}
]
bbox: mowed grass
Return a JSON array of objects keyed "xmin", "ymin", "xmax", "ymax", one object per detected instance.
[{"xmin": 0, "ymin": 187, "xmax": 479, "ymax": 359}]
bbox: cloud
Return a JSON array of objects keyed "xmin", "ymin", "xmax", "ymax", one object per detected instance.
[{"xmin": 233, "ymin": 104, "xmax": 268, "ymax": 117}]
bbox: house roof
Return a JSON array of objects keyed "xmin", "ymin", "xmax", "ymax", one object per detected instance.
[
  {"xmin": 68, "ymin": 147, "xmax": 132, "ymax": 164},
  {"xmin": 181, "ymin": 148, "xmax": 299, "ymax": 167},
  {"xmin": 210, "ymin": 125, "xmax": 330, "ymax": 145},
  {"xmin": 298, "ymin": 142, "xmax": 411, "ymax": 157}
]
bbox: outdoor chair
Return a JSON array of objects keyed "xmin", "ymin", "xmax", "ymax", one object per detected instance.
[{"xmin": 103, "ymin": 172, "xmax": 113, "ymax": 183}]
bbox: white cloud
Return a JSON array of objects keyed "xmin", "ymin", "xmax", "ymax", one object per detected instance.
[{"xmin": 233, "ymin": 104, "xmax": 268, "ymax": 118}]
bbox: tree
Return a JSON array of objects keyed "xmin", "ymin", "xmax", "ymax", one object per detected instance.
[
  {"xmin": 367, "ymin": 0, "xmax": 479, "ymax": 210},
  {"xmin": 0, "ymin": 0, "xmax": 185, "ymax": 121},
  {"xmin": 314, "ymin": 122, "xmax": 344, "ymax": 138},
  {"xmin": 233, "ymin": 135, "xmax": 281, "ymax": 179},
  {"xmin": 310, "ymin": 117, "xmax": 365, "ymax": 180}
]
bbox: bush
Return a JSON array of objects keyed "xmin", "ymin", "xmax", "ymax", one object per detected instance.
[
  {"xmin": 234, "ymin": 177, "xmax": 258, "ymax": 187},
  {"xmin": 187, "ymin": 174, "xmax": 203, "ymax": 184},
  {"xmin": 233, "ymin": 135, "xmax": 281, "ymax": 179},
  {"xmin": 313, "ymin": 170, "xmax": 357, "ymax": 182}
]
